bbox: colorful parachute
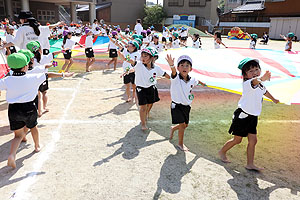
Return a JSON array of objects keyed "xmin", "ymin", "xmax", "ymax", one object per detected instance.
[
  {"xmin": 156, "ymin": 47, "xmax": 300, "ymax": 105},
  {"xmin": 0, "ymin": 52, "xmax": 9, "ymax": 79}
]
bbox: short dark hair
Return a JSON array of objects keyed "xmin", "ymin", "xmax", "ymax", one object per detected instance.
[
  {"xmin": 178, "ymin": 60, "xmax": 192, "ymax": 68},
  {"xmin": 242, "ymin": 60, "xmax": 260, "ymax": 79},
  {"xmin": 136, "ymin": 19, "xmax": 141, "ymax": 23}
]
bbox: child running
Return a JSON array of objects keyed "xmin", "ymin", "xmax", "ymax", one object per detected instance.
[
  {"xmin": 118, "ymin": 47, "xmax": 169, "ymax": 130},
  {"xmin": 219, "ymin": 58, "xmax": 279, "ymax": 171},
  {"xmin": 106, "ymin": 31, "xmax": 118, "ymax": 71},
  {"xmin": 61, "ymin": 31, "xmax": 84, "ymax": 72},
  {"xmin": 0, "ymin": 53, "xmax": 73, "ymax": 168},
  {"xmin": 165, "ymin": 54, "xmax": 207, "ymax": 151},
  {"xmin": 205, "ymin": 30, "xmax": 227, "ymax": 49},
  {"xmin": 280, "ymin": 32, "xmax": 294, "ymax": 51},
  {"xmin": 84, "ymin": 29, "xmax": 96, "ymax": 72}
]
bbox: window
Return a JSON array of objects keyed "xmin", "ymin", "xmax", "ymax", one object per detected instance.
[
  {"xmin": 168, "ymin": 0, "xmax": 184, "ymax": 7},
  {"xmin": 0, "ymin": 0, "xmax": 5, "ymax": 17},
  {"xmin": 189, "ymin": 0, "xmax": 206, "ymax": 7},
  {"xmin": 12, "ymin": 0, "xmax": 21, "ymax": 16},
  {"xmin": 37, "ymin": 10, "xmax": 55, "ymax": 22}
]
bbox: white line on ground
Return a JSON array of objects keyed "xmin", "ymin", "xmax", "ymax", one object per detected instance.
[
  {"xmin": 37, "ymin": 119, "xmax": 300, "ymax": 125},
  {"xmin": 12, "ymin": 75, "xmax": 86, "ymax": 200},
  {"xmin": 49, "ymin": 87, "xmax": 213, "ymax": 92}
]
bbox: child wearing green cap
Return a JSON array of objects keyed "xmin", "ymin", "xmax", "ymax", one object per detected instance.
[
  {"xmin": 0, "ymin": 53, "xmax": 73, "ymax": 168},
  {"xmin": 280, "ymin": 32, "xmax": 294, "ymax": 51},
  {"xmin": 245, "ymin": 32, "xmax": 257, "ymax": 49},
  {"xmin": 118, "ymin": 47, "xmax": 170, "ymax": 130},
  {"xmin": 219, "ymin": 58, "xmax": 279, "ymax": 171}
]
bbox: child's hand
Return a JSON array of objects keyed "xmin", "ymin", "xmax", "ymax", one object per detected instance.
[
  {"xmin": 273, "ymin": 99, "xmax": 280, "ymax": 104},
  {"xmin": 165, "ymin": 54, "xmax": 175, "ymax": 67},
  {"xmin": 261, "ymin": 70, "xmax": 271, "ymax": 81}
]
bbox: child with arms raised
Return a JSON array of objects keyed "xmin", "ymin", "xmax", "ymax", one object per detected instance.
[
  {"xmin": 165, "ymin": 54, "xmax": 207, "ymax": 151},
  {"xmin": 219, "ymin": 58, "xmax": 279, "ymax": 171}
]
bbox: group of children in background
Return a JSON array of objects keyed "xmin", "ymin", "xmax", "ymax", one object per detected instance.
[{"xmin": 0, "ymin": 15, "xmax": 297, "ymax": 172}]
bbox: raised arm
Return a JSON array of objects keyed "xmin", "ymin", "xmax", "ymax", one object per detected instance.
[
  {"xmin": 108, "ymin": 35, "xmax": 123, "ymax": 49},
  {"xmin": 252, "ymin": 70, "xmax": 271, "ymax": 86},
  {"xmin": 205, "ymin": 30, "xmax": 214, "ymax": 37},
  {"xmin": 165, "ymin": 54, "xmax": 176, "ymax": 77},
  {"xmin": 117, "ymin": 49, "xmax": 135, "ymax": 66},
  {"xmin": 280, "ymin": 34, "xmax": 287, "ymax": 41},
  {"xmin": 47, "ymin": 72, "xmax": 74, "ymax": 78},
  {"xmin": 49, "ymin": 21, "xmax": 64, "ymax": 29},
  {"xmin": 264, "ymin": 91, "xmax": 279, "ymax": 104}
]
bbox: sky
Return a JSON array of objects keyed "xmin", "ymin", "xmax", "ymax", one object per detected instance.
[{"xmin": 147, "ymin": 0, "xmax": 163, "ymax": 5}]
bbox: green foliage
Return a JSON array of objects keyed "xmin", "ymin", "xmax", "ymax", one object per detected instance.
[
  {"xmin": 143, "ymin": 5, "xmax": 167, "ymax": 25},
  {"xmin": 167, "ymin": 24, "xmax": 208, "ymax": 37}
]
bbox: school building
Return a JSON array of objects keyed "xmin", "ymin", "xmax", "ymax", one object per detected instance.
[
  {"xmin": 0, "ymin": 0, "xmax": 146, "ymax": 26},
  {"xmin": 162, "ymin": 0, "xmax": 219, "ymax": 31},
  {"xmin": 219, "ymin": 0, "xmax": 300, "ymax": 38}
]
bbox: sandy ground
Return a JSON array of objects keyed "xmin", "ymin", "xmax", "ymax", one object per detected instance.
[{"xmin": 0, "ymin": 37, "xmax": 300, "ymax": 200}]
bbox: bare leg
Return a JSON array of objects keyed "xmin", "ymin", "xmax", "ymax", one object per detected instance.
[
  {"xmin": 178, "ymin": 123, "xmax": 188, "ymax": 151},
  {"xmin": 113, "ymin": 58, "xmax": 117, "ymax": 70},
  {"xmin": 30, "ymin": 126, "xmax": 41, "ymax": 152},
  {"xmin": 146, "ymin": 104, "xmax": 153, "ymax": 120},
  {"xmin": 65, "ymin": 58, "xmax": 73, "ymax": 72},
  {"xmin": 22, "ymin": 127, "xmax": 29, "ymax": 142},
  {"xmin": 61, "ymin": 59, "xmax": 69, "ymax": 71},
  {"xmin": 170, "ymin": 124, "xmax": 180, "ymax": 140},
  {"xmin": 245, "ymin": 133, "xmax": 263, "ymax": 171},
  {"xmin": 42, "ymin": 91, "xmax": 48, "ymax": 112},
  {"xmin": 125, "ymin": 84, "xmax": 131, "ymax": 102},
  {"xmin": 132, "ymin": 84, "xmax": 136, "ymax": 100},
  {"xmin": 7, "ymin": 128, "xmax": 26, "ymax": 168},
  {"xmin": 219, "ymin": 135, "xmax": 243, "ymax": 163},
  {"xmin": 86, "ymin": 58, "xmax": 91, "ymax": 72},
  {"xmin": 37, "ymin": 91, "xmax": 42, "ymax": 117},
  {"xmin": 139, "ymin": 105, "xmax": 148, "ymax": 130},
  {"xmin": 89, "ymin": 57, "xmax": 95, "ymax": 69}
]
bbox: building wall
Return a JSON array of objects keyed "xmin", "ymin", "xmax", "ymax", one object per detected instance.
[
  {"xmin": 163, "ymin": 0, "xmax": 218, "ymax": 25},
  {"xmin": 96, "ymin": 6, "xmax": 111, "ymax": 23},
  {"xmin": 263, "ymin": 0, "xmax": 300, "ymax": 17},
  {"xmin": 29, "ymin": 1, "xmax": 59, "ymax": 24},
  {"xmin": 108, "ymin": 0, "xmax": 146, "ymax": 24}
]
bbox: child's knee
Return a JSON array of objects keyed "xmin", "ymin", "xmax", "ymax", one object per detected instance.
[{"xmin": 233, "ymin": 137, "xmax": 242, "ymax": 144}]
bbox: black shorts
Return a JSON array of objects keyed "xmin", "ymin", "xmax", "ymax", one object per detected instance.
[
  {"xmin": 75, "ymin": 33, "xmax": 81, "ymax": 36},
  {"xmin": 39, "ymin": 74, "xmax": 49, "ymax": 92},
  {"xmin": 85, "ymin": 48, "xmax": 94, "ymax": 58},
  {"xmin": 63, "ymin": 49, "xmax": 72, "ymax": 60},
  {"xmin": 181, "ymin": 36, "xmax": 187, "ymax": 41},
  {"xmin": 169, "ymin": 37, "xmax": 173, "ymax": 42},
  {"xmin": 8, "ymin": 100, "xmax": 38, "ymax": 130},
  {"xmin": 136, "ymin": 85, "xmax": 160, "ymax": 106},
  {"xmin": 123, "ymin": 72, "xmax": 135, "ymax": 84},
  {"xmin": 162, "ymin": 37, "xmax": 167, "ymax": 42},
  {"xmin": 171, "ymin": 102, "xmax": 191, "ymax": 124},
  {"xmin": 228, "ymin": 108, "xmax": 258, "ymax": 137},
  {"xmin": 43, "ymin": 49, "xmax": 50, "ymax": 55},
  {"xmin": 34, "ymin": 95, "xmax": 38, "ymax": 110},
  {"xmin": 109, "ymin": 49, "xmax": 118, "ymax": 58}
]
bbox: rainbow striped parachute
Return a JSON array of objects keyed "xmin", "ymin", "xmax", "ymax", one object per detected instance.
[
  {"xmin": 50, "ymin": 36, "xmax": 109, "ymax": 58},
  {"xmin": 156, "ymin": 47, "xmax": 300, "ymax": 105}
]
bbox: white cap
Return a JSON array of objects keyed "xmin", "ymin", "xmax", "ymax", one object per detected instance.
[{"xmin": 177, "ymin": 55, "xmax": 192, "ymax": 66}]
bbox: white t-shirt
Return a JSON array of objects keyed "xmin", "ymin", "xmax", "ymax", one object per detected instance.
[
  {"xmin": 122, "ymin": 48, "xmax": 140, "ymax": 72},
  {"xmin": 6, "ymin": 34, "xmax": 14, "ymax": 43},
  {"xmin": 172, "ymin": 39, "xmax": 180, "ymax": 48},
  {"xmin": 134, "ymin": 23, "xmax": 143, "ymax": 35},
  {"xmin": 57, "ymin": 28, "xmax": 63, "ymax": 35},
  {"xmin": 13, "ymin": 24, "xmax": 39, "ymax": 49},
  {"xmin": 171, "ymin": 73, "xmax": 198, "ymax": 105},
  {"xmin": 38, "ymin": 26, "xmax": 51, "ymax": 50},
  {"xmin": 0, "ymin": 73, "xmax": 46, "ymax": 103},
  {"xmin": 180, "ymin": 30, "xmax": 188, "ymax": 37},
  {"xmin": 27, "ymin": 65, "xmax": 47, "ymax": 74},
  {"xmin": 134, "ymin": 61, "xmax": 165, "ymax": 88},
  {"xmin": 149, "ymin": 42, "xmax": 163, "ymax": 52},
  {"xmin": 163, "ymin": 30, "xmax": 168, "ymax": 38},
  {"xmin": 85, "ymin": 35, "xmax": 93, "ymax": 48},
  {"xmin": 238, "ymin": 79, "xmax": 267, "ymax": 116},
  {"xmin": 75, "ymin": 28, "xmax": 81, "ymax": 34},
  {"xmin": 109, "ymin": 39, "xmax": 117, "ymax": 49},
  {"xmin": 249, "ymin": 40, "xmax": 256, "ymax": 49},
  {"xmin": 63, "ymin": 38, "xmax": 76, "ymax": 49},
  {"xmin": 192, "ymin": 40, "xmax": 201, "ymax": 49},
  {"xmin": 101, "ymin": 28, "xmax": 107, "ymax": 36}
]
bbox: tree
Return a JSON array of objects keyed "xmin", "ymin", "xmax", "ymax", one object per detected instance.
[{"xmin": 143, "ymin": 5, "xmax": 167, "ymax": 25}]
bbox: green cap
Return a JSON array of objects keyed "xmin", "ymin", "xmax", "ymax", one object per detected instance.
[
  {"xmin": 134, "ymin": 38, "xmax": 142, "ymax": 45},
  {"xmin": 130, "ymin": 40, "xmax": 139, "ymax": 49},
  {"xmin": 287, "ymin": 32, "xmax": 295, "ymax": 38},
  {"xmin": 172, "ymin": 32, "xmax": 179, "ymax": 38},
  {"xmin": 18, "ymin": 49, "xmax": 34, "ymax": 59},
  {"xmin": 238, "ymin": 58, "xmax": 259, "ymax": 70},
  {"xmin": 250, "ymin": 34, "xmax": 258, "ymax": 39},
  {"xmin": 138, "ymin": 35, "xmax": 143, "ymax": 40},
  {"xmin": 132, "ymin": 34, "xmax": 138, "ymax": 39},
  {"xmin": 26, "ymin": 41, "xmax": 40, "ymax": 52},
  {"xmin": 7, "ymin": 53, "xmax": 29, "ymax": 69},
  {"xmin": 141, "ymin": 47, "xmax": 157, "ymax": 57}
]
